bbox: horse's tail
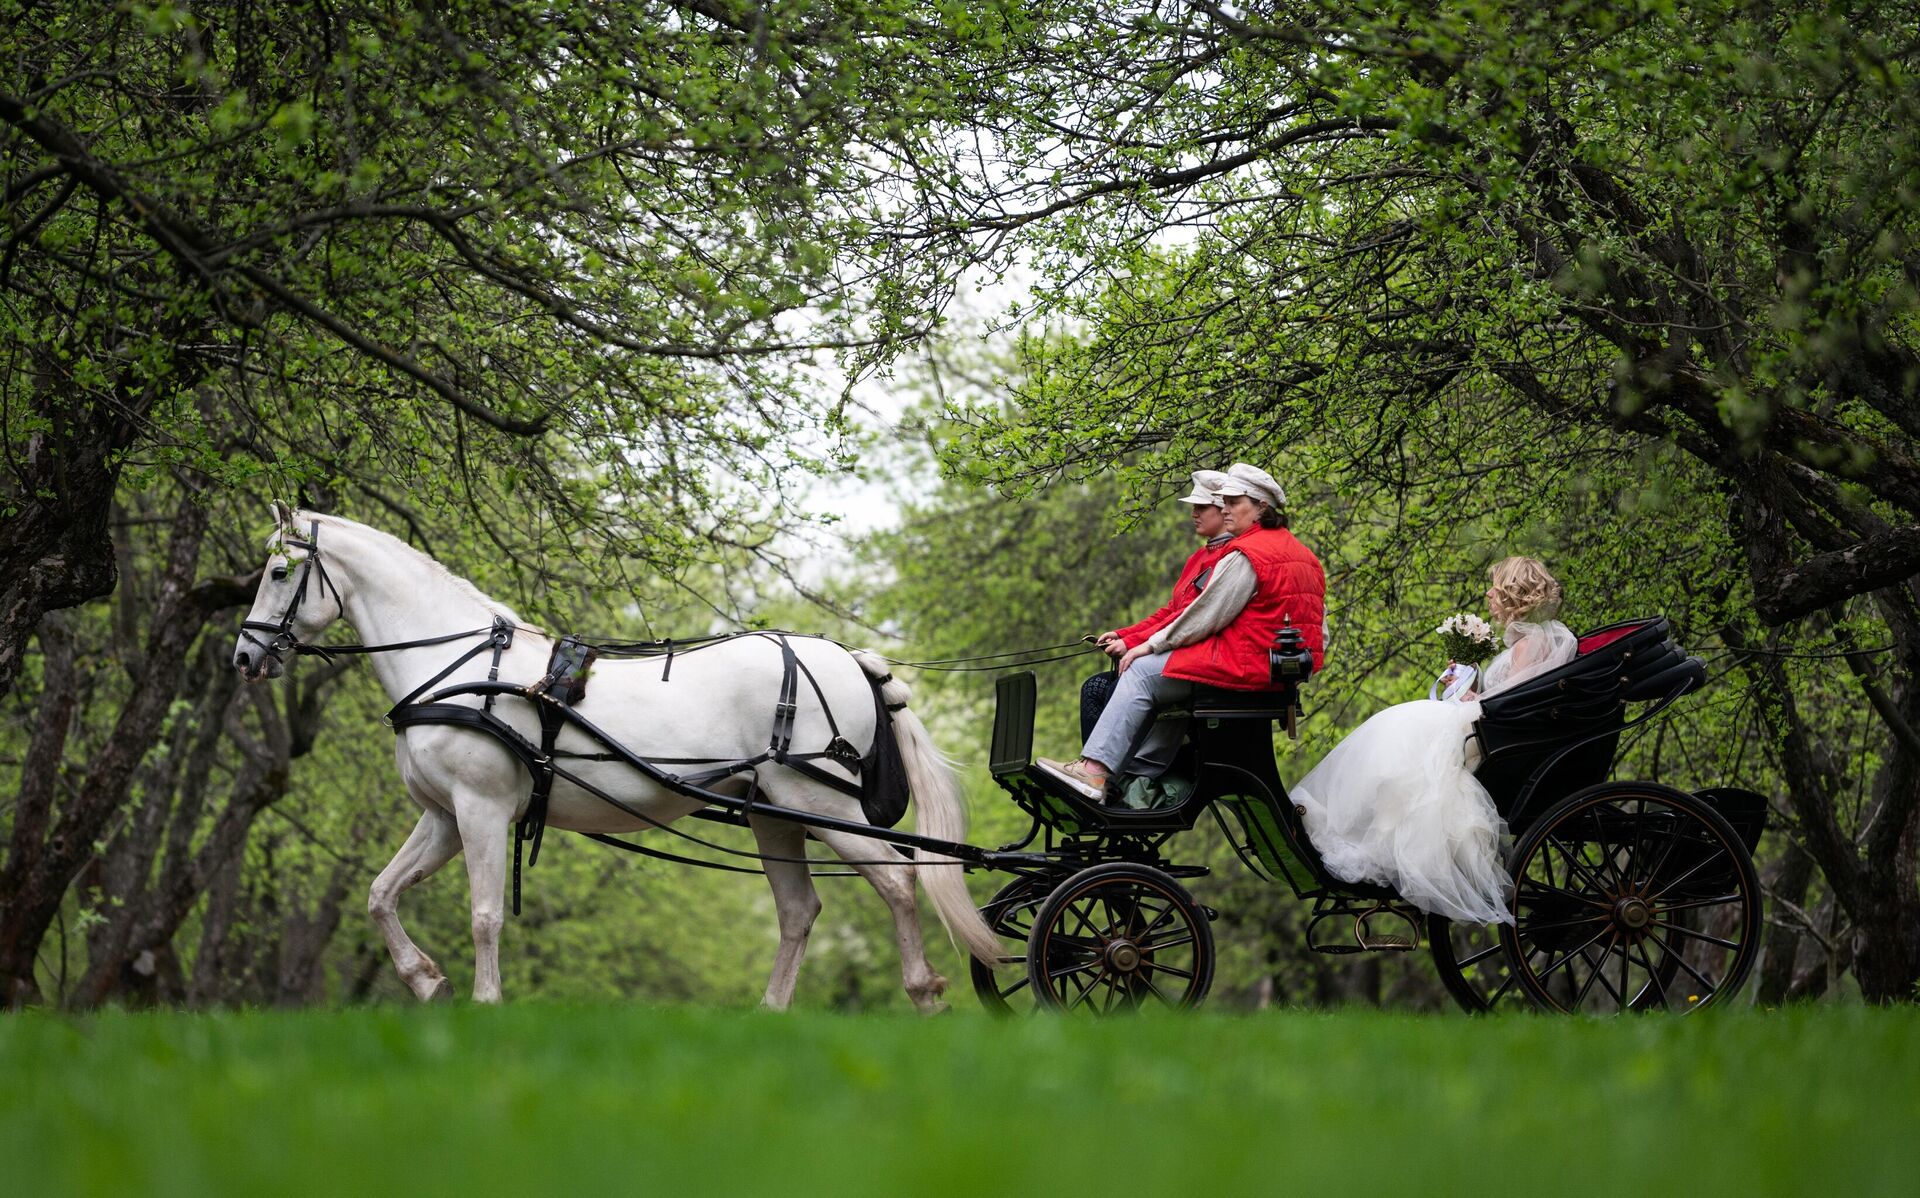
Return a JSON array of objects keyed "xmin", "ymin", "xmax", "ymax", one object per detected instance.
[{"xmin": 852, "ymin": 649, "xmax": 1002, "ymax": 969}]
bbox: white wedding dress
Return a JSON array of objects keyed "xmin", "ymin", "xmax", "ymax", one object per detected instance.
[{"xmin": 1292, "ymin": 619, "xmax": 1577, "ymax": 925}]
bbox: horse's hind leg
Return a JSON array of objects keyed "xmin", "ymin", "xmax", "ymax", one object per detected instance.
[
  {"xmin": 369, "ymin": 807, "xmax": 464, "ymax": 1002},
  {"xmin": 750, "ymin": 816, "xmax": 821, "ymax": 1011},
  {"xmin": 806, "ymin": 823, "xmax": 950, "ymax": 1014}
]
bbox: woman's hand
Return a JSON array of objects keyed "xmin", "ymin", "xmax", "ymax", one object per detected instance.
[
  {"xmin": 1118, "ymin": 644, "xmax": 1150, "ymax": 674},
  {"xmin": 1095, "ymin": 631, "xmax": 1127, "ymax": 659}
]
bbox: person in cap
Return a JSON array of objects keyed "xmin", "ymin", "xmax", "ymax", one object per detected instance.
[
  {"xmin": 1039, "ymin": 462, "xmax": 1327, "ymax": 800},
  {"xmin": 1093, "ymin": 469, "xmax": 1235, "ymax": 660}
]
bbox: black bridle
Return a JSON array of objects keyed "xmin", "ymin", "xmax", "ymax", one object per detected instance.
[
  {"xmin": 238, "ymin": 519, "xmax": 502, "ymax": 671},
  {"xmin": 239, "ymin": 519, "xmax": 349, "ymax": 664}
]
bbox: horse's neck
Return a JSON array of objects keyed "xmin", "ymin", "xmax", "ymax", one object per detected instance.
[{"xmin": 325, "ymin": 528, "xmax": 514, "ymax": 704}]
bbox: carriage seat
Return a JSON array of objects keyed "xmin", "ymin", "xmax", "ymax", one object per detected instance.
[
  {"xmin": 1478, "ymin": 617, "xmax": 1704, "ymax": 747},
  {"xmin": 1183, "ymin": 682, "xmax": 1303, "ymax": 721},
  {"xmin": 1473, "ymin": 617, "xmax": 1705, "ymax": 824}
]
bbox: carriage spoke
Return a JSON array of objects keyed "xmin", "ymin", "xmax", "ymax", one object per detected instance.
[
  {"xmin": 1573, "ymin": 938, "xmax": 1620, "ymax": 1009},
  {"xmin": 1645, "ymin": 846, "xmax": 1724, "ymax": 902},
  {"xmin": 1631, "ymin": 941, "xmax": 1672, "ymax": 1011},
  {"xmin": 1147, "ymin": 962, "xmax": 1195, "ymax": 981},
  {"xmin": 1642, "ymin": 927, "xmax": 1721, "ymax": 997},
  {"xmin": 1485, "ymin": 971, "xmax": 1519, "ymax": 1007},
  {"xmin": 1649, "ymin": 920, "xmax": 1741, "ymax": 951},
  {"xmin": 1546, "ymin": 836, "xmax": 1616, "ymax": 897},
  {"xmin": 1517, "ymin": 879, "xmax": 1612, "ymax": 910},
  {"xmin": 1655, "ymin": 892, "xmax": 1743, "ymax": 914},
  {"xmin": 1515, "ymin": 912, "xmax": 1610, "ymax": 934},
  {"xmin": 1047, "ymin": 956, "xmax": 1101, "ymax": 980},
  {"xmin": 1138, "ymin": 902, "xmax": 1180, "ymax": 939},
  {"xmin": 1530, "ymin": 924, "xmax": 1615, "ymax": 983},
  {"xmin": 1139, "ymin": 973, "xmax": 1175, "ymax": 1006},
  {"xmin": 1637, "ymin": 821, "xmax": 1684, "ymax": 892},
  {"xmin": 1142, "ymin": 931, "xmax": 1195, "ymax": 952},
  {"xmin": 1459, "ymin": 942, "xmax": 1505, "ymax": 968},
  {"xmin": 1067, "ymin": 969, "xmax": 1109, "ymax": 1011},
  {"xmin": 1619, "ymin": 798, "xmax": 1650, "ymax": 891},
  {"xmin": 1066, "ymin": 903, "xmax": 1102, "ymax": 942}
]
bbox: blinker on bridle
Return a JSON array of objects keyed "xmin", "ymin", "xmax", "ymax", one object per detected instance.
[{"xmin": 239, "ymin": 519, "xmax": 346, "ymax": 664}]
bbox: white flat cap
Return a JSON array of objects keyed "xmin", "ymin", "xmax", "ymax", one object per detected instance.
[
  {"xmin": 1176, "ymin": 469, "xmax": 1230, "ymax": 507},
  {"xmin": 1212, "ymin": 461, "xmax": 1286, "ymax": 508}
]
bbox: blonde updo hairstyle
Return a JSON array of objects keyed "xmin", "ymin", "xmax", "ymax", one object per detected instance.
[{"xmin": 1488, "ymin": 556, "xmax": 1563, "ymax": 623}]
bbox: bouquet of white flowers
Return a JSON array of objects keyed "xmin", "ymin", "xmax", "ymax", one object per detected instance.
[
  {"xmin": 1430, "ymin": 613, "xmax": 1498, "ymax": 702},
  {"xmin": 1436, "ymin": 613, "xmax": 1498, "ymax": 665}
]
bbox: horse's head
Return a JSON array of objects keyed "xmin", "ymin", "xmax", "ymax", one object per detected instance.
[{"xmin": 233, "ymin": 503, "xmax": 347, "ymax": 681}]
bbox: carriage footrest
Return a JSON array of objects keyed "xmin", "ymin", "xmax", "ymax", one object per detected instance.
[{"xmin": 1308, "ymin": 899, "xmax": 1423, "ymax": 954}]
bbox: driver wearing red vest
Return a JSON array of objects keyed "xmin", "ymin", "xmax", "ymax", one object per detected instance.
[
  {"xmin": 1095, "ymin": 469, "xmax": 1236, "ymax": 659},
  {"xmin": 1040, "ymin": 462, "xmax": 1326, "ymax": 800}
]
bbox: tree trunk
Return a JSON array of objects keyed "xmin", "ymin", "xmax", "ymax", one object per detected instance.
[
  {"xmin": 0, "ymin": 613, "xmax": 78, "ymax": 1006},
  {"xmin": 1849, "ymin": 745, "xmax": 1920, "ymax": 1003},
  {"xmin": 1755, "ymin": 844, "xmax": 1817, "ymax": 1006},
  {"xmin": 0, "ymin": 499, "xmax": 225, "ymax": 1006},
  {"xmin": 0, "ymin": 432, "xmax": 121, "ymax": 700}
]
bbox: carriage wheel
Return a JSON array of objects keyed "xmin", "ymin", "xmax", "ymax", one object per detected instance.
[
  {"xmin": 970, "ymin": 876, "xmax": 1052, "ymax": 1015},
  {"xmin": 1499, "ymin": 783, "xmax": 1761, "ymax": 1015},
  {"xmin": 1428, "ymin": 915, "xmax": 1531, "ymax": 1013},
  {"xmin": 1024, "ymin": 862, "xmax": 1214, "ymax": 1013}
]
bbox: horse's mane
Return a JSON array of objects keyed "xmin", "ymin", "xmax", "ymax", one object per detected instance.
[{"xmin": 298, "ymin": 510, "xmax": 523, "ymax": 624}]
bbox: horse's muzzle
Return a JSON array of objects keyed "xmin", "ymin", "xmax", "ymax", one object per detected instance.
[{"xmin": 233, "ymin": 648, "xmax": 283, "ymax": 681}]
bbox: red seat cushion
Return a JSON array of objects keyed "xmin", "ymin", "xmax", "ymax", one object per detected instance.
[{"xmin": 1577, "ymin": 621, "xmax": 1653, "ymax": 656}]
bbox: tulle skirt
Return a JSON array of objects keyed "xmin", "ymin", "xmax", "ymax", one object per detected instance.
[{"xmin": 1292, "ymin": 699, "xmax": 1514, "ymax": 925}]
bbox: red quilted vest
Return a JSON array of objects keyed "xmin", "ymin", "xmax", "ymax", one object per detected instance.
[
  {"xmin": 1113, "ymin": 539, "xmax": 1233, "ymax": 648},
  {"xmin": 1164, "ymin": 527, "xmax": 1326, "ymax": 690}
]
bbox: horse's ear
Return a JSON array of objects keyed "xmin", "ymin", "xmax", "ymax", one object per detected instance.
[{"xmin": 270, "ymin": 500, "xmax": 294, "ymax": 529}]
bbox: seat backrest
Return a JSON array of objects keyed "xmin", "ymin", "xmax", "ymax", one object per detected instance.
[
  {"xmin": 990, "ymin": 671, "xmax": 1037, "ymax": 776},
  {"xmin": 1475, "ymin": 617, "xmax": 1704, "ymax": 827}
]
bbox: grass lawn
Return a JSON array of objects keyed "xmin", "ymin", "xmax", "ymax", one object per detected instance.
[{"xmin": 2, "ymin": 1003, "xmax": 1914, "ymax": 1197}]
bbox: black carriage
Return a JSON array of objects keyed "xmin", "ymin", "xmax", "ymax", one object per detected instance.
[{"xmin": 973, "ymin": 617, "xmax": 1768, "ymax": 1015}]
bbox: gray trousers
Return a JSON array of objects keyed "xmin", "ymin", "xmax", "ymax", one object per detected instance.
[{"xmin": 1081, "ymin": 652, "xmax": 1193, "ymax": 777}]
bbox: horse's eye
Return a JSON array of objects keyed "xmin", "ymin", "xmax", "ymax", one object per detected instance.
[{"xmin": 271, "ymin": 566, "xmax": 288, "ymax": 581}]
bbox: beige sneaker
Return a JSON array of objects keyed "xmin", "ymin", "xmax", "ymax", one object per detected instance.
[{"xmin": 1036, "ymin": 757, "xmax": 1107, "ymax": 800}]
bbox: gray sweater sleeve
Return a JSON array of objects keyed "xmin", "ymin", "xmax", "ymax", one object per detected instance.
[{"xmin": 1144, "ymin": 553, "xmax": 1257, "ymax": 653}]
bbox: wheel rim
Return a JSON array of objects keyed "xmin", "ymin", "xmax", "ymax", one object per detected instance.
[
  {"xmin": 970, "ymin": 877, "xmax": 1050, "ymax": 1015},
  {"xmin": 1502, "ymin": 788, "xmax": 1760, "ymax": 1014},
  {"xmin": 1026, "ymin": 866, "xmax": 1214, "ymax": 1013}
]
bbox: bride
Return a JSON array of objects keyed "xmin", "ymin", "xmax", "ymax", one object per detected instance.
[{"xmin": 1293, "ymin": 556, "xmax": 1577, "ymax": 925}]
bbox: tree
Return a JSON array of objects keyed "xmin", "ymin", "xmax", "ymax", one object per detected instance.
[
  {"xmin": 1, "ymin": 0, "xmax": 990, "ymax": 696},
  {"xmin": 887, "ymin": 1, "xmax": 1920, "ymax": 997}
]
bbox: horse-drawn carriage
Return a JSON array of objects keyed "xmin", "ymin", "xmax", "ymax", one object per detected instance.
[
  {"xmin": 970, "ymin": 617, "xmax": 1766, "ymax": 1015},
  {"xmin": 237, "ymin": 513, "xmax": 1765, "ymax": 1014}
]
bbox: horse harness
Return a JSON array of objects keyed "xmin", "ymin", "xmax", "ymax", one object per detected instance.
[{"xmin": 246, "ymin": 520, "xmax": 913, "ymax": 913}]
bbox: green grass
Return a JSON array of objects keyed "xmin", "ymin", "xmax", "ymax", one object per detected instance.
[{"xmin": 3, "ymin": 1004, "xmax": 1915, "ymax": 1198}]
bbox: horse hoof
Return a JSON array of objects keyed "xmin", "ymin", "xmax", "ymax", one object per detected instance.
[
  {"xmin": 424, "ymin": 977, "xmax": 454, "ymax": 1003},
  {"xmin": 924, "ymin": 1000, "xmax": 952, "ymax": 1016}
]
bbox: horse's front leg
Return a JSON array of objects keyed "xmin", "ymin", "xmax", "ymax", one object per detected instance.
[
  {"xmin": 368, "ymin": 807, "xmax": 464, "ymax": 1001},
  {"xmin": 451, "ymin": 790, "xmax": 515, "ymax": 1003}
]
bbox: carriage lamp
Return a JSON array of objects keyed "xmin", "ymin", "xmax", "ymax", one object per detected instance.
[
  {"xmin": 1270, "ymin": 619, "xmax": 1314, "ymax": 739},
  {"xmin": 1269, "ymin": 619, "xmax": 1314, "ymax": 686}
]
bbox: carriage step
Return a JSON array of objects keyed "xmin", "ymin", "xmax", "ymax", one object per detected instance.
[{"xmin": 1308, "ymin": 901, "xmax": 1423, "ymax": 954}]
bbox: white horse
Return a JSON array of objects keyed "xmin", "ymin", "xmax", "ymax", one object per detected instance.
[{"xmin": 231, "ymin": 506, "xmax": 1000, "ymax": 1009}]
